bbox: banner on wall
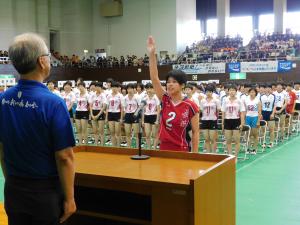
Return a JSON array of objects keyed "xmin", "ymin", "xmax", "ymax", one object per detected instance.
[
  {"xmin": 122, "ymin": 81, "xmax": 137, "ymax": 85},
  {"xmin": 58, "ymin": 80, "xmax": 75, "ymax": 88},
  {"xmin": 0, "ymin": 74, "xmax": 16, "ymax": 86},
  {"xmin": 172, "ymin": 63, "xmax": 226, "ymax": 74},
  {"xmin": 240, "ymin": 61, "xmax": 278, "ymax": 73},
  {"xmin": 278, "ymin": 61, "xmax": 293, "ymax": 72},
  {"xmin": 228, "ymin": 62, "xmax": 241, "ymax": 73}
]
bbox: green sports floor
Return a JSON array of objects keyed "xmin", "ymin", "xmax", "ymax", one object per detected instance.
[{"xmin": 0, "ymin": 136, "xmax": 300, "ymax": 225}]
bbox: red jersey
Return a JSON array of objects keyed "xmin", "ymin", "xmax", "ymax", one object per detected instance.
[
  {"xmin": 159, "ymin": 94, "xmax": 199, "ymax": 152},
  {"xmin": 286, "ymin": 91, "xmax": 296, "ymax": 114}
]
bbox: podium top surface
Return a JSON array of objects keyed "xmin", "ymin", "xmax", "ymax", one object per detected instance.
[{"xmin": 74, "ymin": 147, "xmax": 233, "ymax": 186}]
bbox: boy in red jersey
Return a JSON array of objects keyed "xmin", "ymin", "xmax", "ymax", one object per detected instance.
[{"xmin": 147, "ymin": 36, "xmax": 200, "ymax": 152}]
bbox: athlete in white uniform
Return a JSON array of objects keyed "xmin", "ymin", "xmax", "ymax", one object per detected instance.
[
  {"xmin": 61, "ymin": 81, "xmax": 76, "ymax": 122},
  {"xmin": 143, "ymin": 83, "xmax": 161, "ymax": 149},
  {"xmin": 260, "ymin": 85, "xmax": 276, "ymax": 148},
  {"xmin": 75, "ymin": 82, "xmax": 90, "ymax": 145},
  {"xmin": 89, "ymin": 82, "xmax": 107, "ymax": 146},
  {"xmin": 106, "ymin": 82, "xmax": 124, "ymax": 147},
  {"xmin": 199, "ymin": 85, "xmax": 221, "ymax": 153},
  {"xmin": 244, "ymin": 88, "xmax": 262, "ymax": 154},
  {"xmin": 221, "ymin": 85, "xmax": 246, "ymax": 157},
  {"xmin": 184, "ymin": 84, "xmax": 200, "ymax": 108},
  {"xmin": 123, "ymin": 83, "xmax": 141, "ymax": 148},
  {"xmin": 274, "ymin": 83, "xmax": 288, "ymax": 140},
  {"xmin": 47, "ymin": 80, "xmax": 61, "ymax": 97}
]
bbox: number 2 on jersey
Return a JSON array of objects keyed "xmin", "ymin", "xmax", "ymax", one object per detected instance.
[{"xmin": 166, "ymin": 112, "xmax": 176, "ymax": 128}]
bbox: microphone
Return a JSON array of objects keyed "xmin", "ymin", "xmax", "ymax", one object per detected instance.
[
  {"xmin": 131, "ymin": 99, "xmax": 150, "ymax": 160},
  {"xmin": 133, "ymin": 100, "xmax": 147, "ymax": 118}
]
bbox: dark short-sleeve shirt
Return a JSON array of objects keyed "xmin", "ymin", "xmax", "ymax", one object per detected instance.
[{"xmin": 0, "ymin": 79, "xmax": 75, "ymax": 178}]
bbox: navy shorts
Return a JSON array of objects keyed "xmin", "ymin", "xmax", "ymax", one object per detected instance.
[
  {"xmin": 144, "ymin": 115, "xmax": 157, "ymax": 124},
  {"xmin": 224, "ymin": 119, "xmax": 241, "ymax": 130},
  {"xmin": 200, "ymin": 120, "xmax": 218, "ymax": 130},
  {"xmin": 75, "ymin": 111, "xmax": 89, "ymax": 120},
  {"xmin": 108, "ymin": 112, "xmax": 121, "ymax": 122},
  {"xmin": 262, "ymin": 111, "xmax": 273, "ymax": 121},
  {"xmin": 91, "ymin": 110, "xmax": 105, "ymax": 121},
  {"xmin": 124, "ymin": 113, "xmax": 139, "ymax": 124}
]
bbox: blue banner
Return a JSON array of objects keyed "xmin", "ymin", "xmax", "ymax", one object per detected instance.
[
  {"xmin": 228, "ymin": 62, "xmax": 241, "ymax": 73},
  {"xmin": 278, "ymin": 61, "xmax": 293, "ymax": 72}
]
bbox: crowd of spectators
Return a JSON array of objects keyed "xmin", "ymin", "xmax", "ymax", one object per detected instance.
[
  {"xmin": 180, "ymin": 33, "xmax": 300, "ymax": 64},
  {"xmin": 2, "ymin": 32, "xmax": 300, "ymax": 67},
  {"xmin": 0, "ymin": 50, "xmax": 9, "ymax": 64},
  {"xmin": 50, "ymin": 51, "xmax": 176, "ymax": 68}
]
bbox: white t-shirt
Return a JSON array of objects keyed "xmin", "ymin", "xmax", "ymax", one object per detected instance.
[
  {"xmin": 199, "ymin": 98, "xmax": 221, "ymax": 121},
  {"xmin": 220, "ymin": 90, "xmax": 226, "ymax": 100},
  {"xmin": 212, "ymin": 92, "xmax": 219, "ymax": 99},
  {"xmin": 293, "ymin": 89, "xmax": 300, "ymax": 103},
  {"xmin": 124, "ymin": 94, "xmax": 140, "ymax": 114},
  {"xmin": 221, "ymin": 98, "xmax": 246, "ymax": 119},
  {"xmin": 104, "ymin": 89, "xmax": 112, "ymax": 98},
  {"xmin": 240, "ymin": 94, "xmax": 248, "ymax": 104},
  {"xmin": 144, "ymin": 95, "xmax": 160, "ymax": 115},
  {"xmin": 52, "ymin": 89, "xmax": 62, "ymax": 97},
  {"xmin": 137, "ymin": 91, "xmax": 147, "ymax": 100},
  {"xmin": 61, "ymin": 91, "xmax": 76, "ymax": 109},
  {"xmin": 260, "ymin": 94, "xmax": 275, "ymax": 112},
  {"xmin": 89, "ymin": 92, "xmax": 106, "ymax": 110},
  {"xmin": 73, "ymin": 87, "xmax": 80, "ymax": 98},
  {"xmin": 244, "ymin": 96, "xmax": 260, "ymax": 117},
  {"xmin": 273, "ymin": 91, "xmax": 287, "ymax": 108},
  {"xmin": 76, "ymin": 93, "xmax": 90, "ymax": 111},
  {"xmin": 237, "ymin": 91, "xmax": 243, "ymax": 99},
  {"xmin": 106, "ymin": 93, "xmax": 124, "ymax": 113}
]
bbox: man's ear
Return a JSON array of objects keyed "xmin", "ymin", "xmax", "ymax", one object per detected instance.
[{"xmin": 37, "ymin": 56, "xmax": 46, "ymax": 70}]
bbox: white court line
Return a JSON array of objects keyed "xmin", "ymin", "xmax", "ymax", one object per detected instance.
[{"xmin": 236, "ymin": 137, "xmax": 299, "ymax": 173}]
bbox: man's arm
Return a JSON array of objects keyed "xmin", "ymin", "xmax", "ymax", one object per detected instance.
[
  {"xmin": 0, "ymin": 142, "xmax": 6, "ymax": 179},
  {"xmin": 55, "ymin": 147, "xmax": 76, "ymax": 223}
]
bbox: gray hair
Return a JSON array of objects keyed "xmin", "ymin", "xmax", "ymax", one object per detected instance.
[{"xmin": 8, "ymin": 33, "xmax": 48, "ymax": 75}]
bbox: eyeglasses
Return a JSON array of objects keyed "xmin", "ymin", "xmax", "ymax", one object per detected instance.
[{"xmin": 40, "ymin": 53, "xmax": 51, "ymax": 58}]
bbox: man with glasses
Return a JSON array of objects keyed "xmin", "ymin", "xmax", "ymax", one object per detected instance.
[{"xmin": 0, "ymin": 33, "xmax": 76, "ymax": 225}]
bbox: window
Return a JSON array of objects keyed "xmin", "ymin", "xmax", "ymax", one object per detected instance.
[
  {"xmin": 226, "ymin": 16, "xmax": 253, "ymax": 45},
  {"xmin": 284, "ymin": 12, "xmax": 300, "ymax": 33},
  {"xmin": 206, "ymin": 19, "xmax": 218, "ymax": 37},
  {"xmin": 259, "ymin": 14, "xmax": 274, "ymax": 34}
]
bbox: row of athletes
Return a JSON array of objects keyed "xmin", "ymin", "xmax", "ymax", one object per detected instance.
[
  {"xmin": 48, "ymin": 73, "xmax": 299, "ymax": 157},
  {"xmin": 44, "ymin": 36, "xmax": 300, "ymax": 154}
]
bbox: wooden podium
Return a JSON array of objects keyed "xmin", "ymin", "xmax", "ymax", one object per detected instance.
[{"xmin": 67, "ymin": 146, "xmax": 235, "ymax": 225}]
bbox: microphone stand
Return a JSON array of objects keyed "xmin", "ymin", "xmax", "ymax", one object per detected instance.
[{"xmin": 131, "ymin": 110, "xmax": 150, "ymax": 160}]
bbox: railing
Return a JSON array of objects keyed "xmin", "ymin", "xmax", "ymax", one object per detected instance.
[{"xmin": 0, "ymin": 57, "xmax": 9, "ymax": 64}]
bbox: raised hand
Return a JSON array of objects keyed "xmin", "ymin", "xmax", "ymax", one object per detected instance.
[{"xmin": 147, "ymin": 36, "xmax": 156, "ymax": 54}]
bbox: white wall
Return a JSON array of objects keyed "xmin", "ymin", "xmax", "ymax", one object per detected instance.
[
  {"xmin": 0, "ymin": 0, "xmax": 49, "ymax": 50},
  {"xmin": 93, "ymin": 0, "xmax": 177, "ymax": 57},
  {"xmin": 0, "ymin": 0, "xmax": 14, "ymax": 50},
  {"xmin": 60, "ymin": 0, "xmax": 93, "ymax": 56},
  {"xmin": 0, "ymin": 0, "xmax": 196, "ymax": 57}
]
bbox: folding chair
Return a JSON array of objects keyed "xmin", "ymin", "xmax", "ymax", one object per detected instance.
[
  {"xmin": 292, "ymin": 111, "xmax": 300, "ymax": 135},
  {"xmin": 284, "ymin": 114, "xmax": 292, "ymax": 140},
  {"xmin": 258, "ymin": 120, "xmax": 267, "ymax": 153},
  {"xmin": 238, "ymin": 125, "xmax": 251, "ymax": 161},
  {"xmin": 274, "ymin": 116, "xmax": 281, "ymax": 145}
]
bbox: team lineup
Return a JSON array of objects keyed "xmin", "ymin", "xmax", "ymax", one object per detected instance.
[{"xmin": 45, "ymin": 37, "xmax": 300, "ymax": 157}]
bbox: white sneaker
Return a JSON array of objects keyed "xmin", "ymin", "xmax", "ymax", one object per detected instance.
[{"xmin": 267, "ymin": 143, "xmax": 274, "ymax": 148}]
